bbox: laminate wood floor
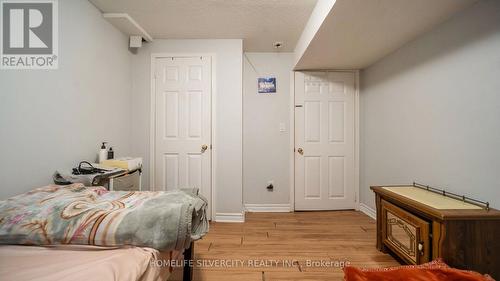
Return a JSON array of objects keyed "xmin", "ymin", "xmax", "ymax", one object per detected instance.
[{"xmin": 189, "ymin": 211, "xmax": 399, "ymax": 281}]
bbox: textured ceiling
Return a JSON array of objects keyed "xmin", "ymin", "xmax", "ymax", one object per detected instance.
[{"xmin": 89, "ymin": 0, "xmax": 317, "ymax": 52}]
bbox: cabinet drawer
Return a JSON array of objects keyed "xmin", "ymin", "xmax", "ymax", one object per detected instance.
[
  {"xmin": 381, "ymin": 199, "xmax": 430, "ymax": 264},
  {"xmin": 111, "ymin": 170, "xmax": 141, "ymax": 191}
]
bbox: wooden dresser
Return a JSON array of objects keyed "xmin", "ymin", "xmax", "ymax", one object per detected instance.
[{"xmin": 371, "ymin": 184, "xmax": 500, "ymax": 279}]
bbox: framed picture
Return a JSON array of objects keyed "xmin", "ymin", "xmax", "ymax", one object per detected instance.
[{"xmin": 258, "ymin": 77, "xmax": 276, "ymax": 93}]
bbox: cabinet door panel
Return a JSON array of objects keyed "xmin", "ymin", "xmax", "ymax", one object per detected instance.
[{"xmin": 381, "ymin": 199, "xmax": 430, "ymax": 264}]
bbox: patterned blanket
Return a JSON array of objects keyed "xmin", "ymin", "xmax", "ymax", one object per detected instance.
[{"xmin": 0, "ymin": 184, "xmax": 208, "ymax": 251}]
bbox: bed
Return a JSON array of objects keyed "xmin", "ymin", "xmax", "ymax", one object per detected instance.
[{"xmin": 0, "ymin": 184, "xmax": 208, "ymax": 281}]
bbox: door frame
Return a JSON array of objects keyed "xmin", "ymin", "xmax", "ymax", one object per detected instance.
[
  {"xmin": 289, "ymin": 70, "xmax": 360, "ymax": 211},
  {"xmin": 150, "ymin": 53, "xmax": 217, "ymax": 220}
]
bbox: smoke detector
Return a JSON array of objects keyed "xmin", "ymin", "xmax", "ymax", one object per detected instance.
[{"xmin": 273, "ymin": 41, "xmax": 283, "ymax": 49}]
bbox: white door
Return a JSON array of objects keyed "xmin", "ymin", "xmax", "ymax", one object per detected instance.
[
  {"xmin": 294, "ymin": 71, "xmax": 355, "ymax": 210},
  {"xmin": 154, "ymin": 56, "xmax": 212, "ymax": 216}
]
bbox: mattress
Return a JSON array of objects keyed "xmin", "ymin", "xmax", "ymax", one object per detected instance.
[{"xmin": 0, "ymin": 245, "xmax": 181, "ymax": 281}]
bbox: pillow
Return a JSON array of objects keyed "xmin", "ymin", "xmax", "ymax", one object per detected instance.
[{"xmin": 343, "ymin": 259, "xmax": 495, "ymax": 281}]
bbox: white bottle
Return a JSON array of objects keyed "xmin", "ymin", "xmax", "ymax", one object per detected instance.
[{"xmin": 98, "ymin": 142, "xmax": 108, "ymax": 163}]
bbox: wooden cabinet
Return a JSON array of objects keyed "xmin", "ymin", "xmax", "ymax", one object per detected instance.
[{"xmin": 371, "ymin": 185, "xmax": 500, "ymax": 279}]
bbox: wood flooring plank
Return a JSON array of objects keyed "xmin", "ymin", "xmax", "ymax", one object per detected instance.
[
  {"xmin": 189, "ymin": 211, "xmax": 399, "ymax": 281},
  {"xmin": 193, "ymin": 270, "xmax": 262, "ymax": 281}
]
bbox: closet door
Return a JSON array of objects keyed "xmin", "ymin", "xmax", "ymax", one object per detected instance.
[
  {"xmin": 154, "ymin": 56, "xmax": 212, "ymax": 216},
  {"xmin": 295, "ymin": 71, "xmax": 355, "ymax": 210}
]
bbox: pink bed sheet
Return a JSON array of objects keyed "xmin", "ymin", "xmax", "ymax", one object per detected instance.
[{"xmin": 0, "ymin": 245, "xmax": 180, "ymax": 281}]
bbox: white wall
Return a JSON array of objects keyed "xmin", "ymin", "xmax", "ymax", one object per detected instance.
[
  {"xmin": 130, "ymin": 39, "xmax": 243, "ymax": 214},
  {"xmin": 243, "ymin": 53, "xmax": 294, "ymax": 206},
  {"xmin": 294, "ymin": 0, "xmax": 336, "ymax": 68},
  {"xmin": 0, "ymin": 0, "xmax": 132, "ymax": 199},
  {"xmin": 360, "ymin": 0, "xmax": 500, "ymax": 210}
]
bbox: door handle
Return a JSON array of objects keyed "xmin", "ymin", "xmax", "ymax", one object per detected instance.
[
  {"xmin": 297, "ymin": 148, "xmax": 304, "ymax": 155},
  {"xmin": 418, "ymin": 242, "xmax": 424, "ymax": 255},
  {"xmin": 201, "ymin": 144, "xmax": 208, "ymax": 153}
]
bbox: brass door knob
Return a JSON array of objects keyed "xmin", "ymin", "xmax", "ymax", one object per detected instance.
[
  {"xmin": 297, "ymin": 148, "xmax": 304, "ymax": 155},
  {"xmin": 201, "ymin": 144, "xmax": 208, "ymax": 153}
]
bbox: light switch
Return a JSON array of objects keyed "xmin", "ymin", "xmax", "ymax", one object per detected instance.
[{"xmin": 279, "ymin": 122, "xmax": 286, "ymax": 132}]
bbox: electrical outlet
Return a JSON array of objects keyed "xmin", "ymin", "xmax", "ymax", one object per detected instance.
[{"xmin": 266, "ymin": 180, "xmax": 274, "ymax": 191}]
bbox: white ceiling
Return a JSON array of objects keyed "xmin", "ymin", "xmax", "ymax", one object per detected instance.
[
  {"xmin": 89, "ymin": 0, "xmax": 317, "ymax": 52},
  {"xmin": 295, "ymin": 0, "xmax": 478, "ymax": 70}
]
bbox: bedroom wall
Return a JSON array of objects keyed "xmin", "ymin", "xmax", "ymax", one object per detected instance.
[
  {"xmin": 243, "ymin": 52, "xmax": 294, "ymax": 208},
  {"xmin": 360, "ymin": 0, "xmax": 500, "ymax": 210},
  {"xmin": 0, "ymin": 0, "xmax": 132, "ymax": 199},
  {"xmin": 130, "ymin": 39, "xmax": 244, "ymax": 216}
]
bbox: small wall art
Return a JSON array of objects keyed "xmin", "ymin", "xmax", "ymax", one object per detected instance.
[{"xmin": 258, "ymin": 77, "xmax": 276, "ymax": 94}]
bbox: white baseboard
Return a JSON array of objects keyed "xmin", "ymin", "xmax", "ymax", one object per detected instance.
[
  {"xmin": 359, "ymin": 203, "xmax": 376, "ymax": 220},
  {"xmin": 244, "ymin": 203, "xmax": 291, "ymax": 212},
  {"xmin": 214, "ymin": 212, "xmax": 245, "ymax": 223}
]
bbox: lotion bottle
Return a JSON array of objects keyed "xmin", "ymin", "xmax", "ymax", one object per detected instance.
[
  {"xmin": 99, "ymin": 142, "xmax": 107, "ymax": 163},
  {"xmin": 107, "ymin": 147, "xmax": 114, "ymax": 160}
]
